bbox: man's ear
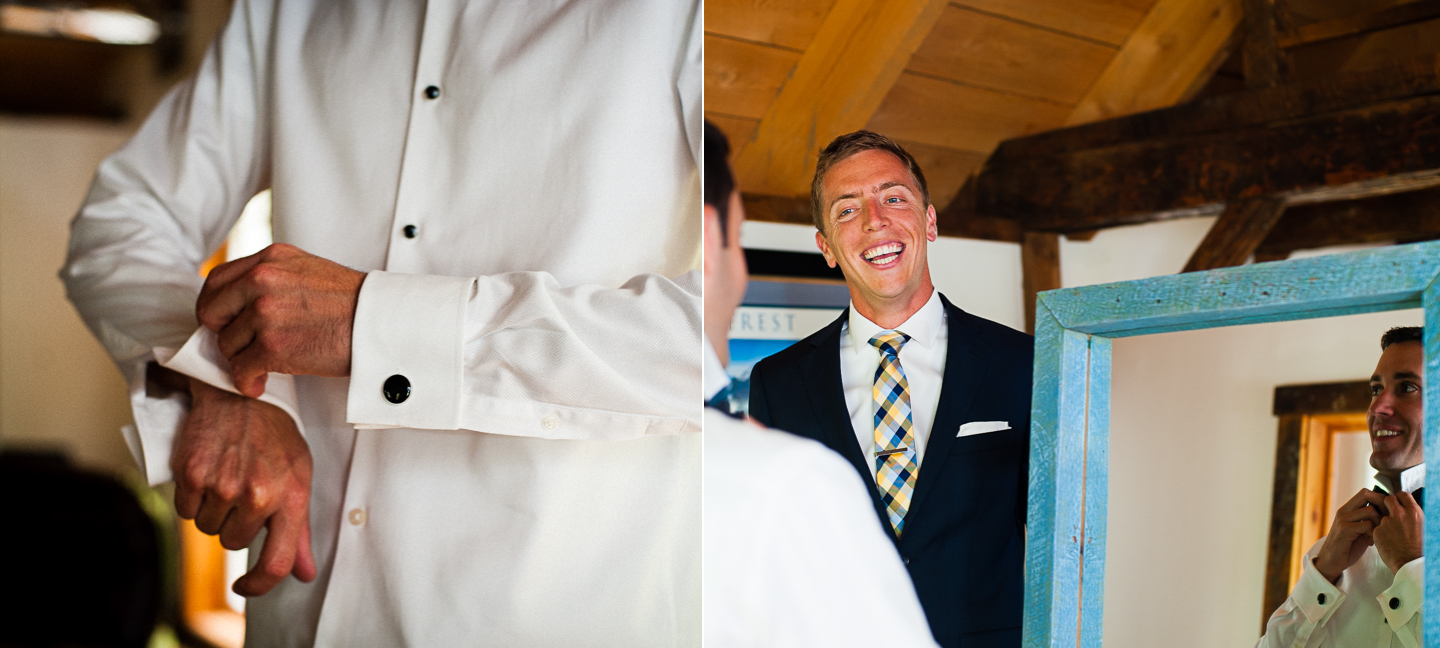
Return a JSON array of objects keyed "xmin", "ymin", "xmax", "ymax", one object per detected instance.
[
  {"xmin": 815, "ymin": 230, "xmax": 837, "ymax": 268},
  {"xmin": 703, "ymin": 204, "xmax": 722, "ymax": 274},
  {"xmin": 925, "ymin": 204, "xmax": 938, "ymax": 242}
]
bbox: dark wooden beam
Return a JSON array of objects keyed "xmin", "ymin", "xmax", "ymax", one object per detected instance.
[
  {"xmin": 1273, "ymin": 380, "xmax": 1373, "ymax": 416},
  {"xmin": 975, "ymin": 56, "xmax": 1440, "ymax": 233},
  {"xmin": 986, "ymin": 54, "xmax": 1440, "ymax": 164},
  {"xmin": 1021, "ymin": 232, "xmax": 1060, "ymax": 334},
  {"xmin": 1242, "ymin": 0, "xmax": 1286, "ymax": 89},
  {"xmin": 1253, "ymin": 186, "xmax": 1440, "ymax": 258},
  {"xmin": 744, "ymin": 192, "xmax": 1022, "ymax": 242},
  {"xmin": 1183, "ymin": 196, "xmax": 1287, "ymax": 272},
  {"xmin": 1278, "ymin": 0, "xmax": 1440, "ymax": 48},
  {"xmin": 1262, "ymin": 413, "xmax": 1303, "ymax": 634}
]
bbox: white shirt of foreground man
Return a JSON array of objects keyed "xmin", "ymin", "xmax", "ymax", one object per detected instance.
[{"xmin": 61, "ymin": 1, "xmax": 702, "ymax": 646}]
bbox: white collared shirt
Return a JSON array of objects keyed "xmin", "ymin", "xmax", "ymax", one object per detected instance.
[
  {"xmin": 1257, "ymin": 463, "xmax": 1426, "ymax": 648},
  {"xmin": 63, "ymin": 1, "xmax": 701, "ymax": 645},
  {"xmin": 840, "ymin": 289, "xmax": 947, "ymax": 466},
  {"xmin": 703, "ymin": 341, "xmax": 939, "ymax": 648}
]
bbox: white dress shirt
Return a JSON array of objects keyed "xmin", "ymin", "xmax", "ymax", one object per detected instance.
[
  {"xmin": 840, "ymin": 289, "xmax": 947, "ymax": 465},
  {"xmin": 1257, "ymin": 464, "xmax": 1426, "ymax": 648},
  {"xmin": 703, "ymin": 342, "xmax": 939, "ymax": 648},
  {"xmin": 62, "ymin": 1, "xmax": 701, "ymax": 646}
]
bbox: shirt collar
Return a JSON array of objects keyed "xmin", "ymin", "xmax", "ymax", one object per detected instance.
[
  {"xmin": 704, "ymin": 337, "xmax": 731, "ymax": 401},
  {"xmin": 1375, "ymin": 463, "xmax": 1426, "ymax": 494},
  {"xmin": 846, "ymin": 288, "xmax": 943, "ymax": 354}
]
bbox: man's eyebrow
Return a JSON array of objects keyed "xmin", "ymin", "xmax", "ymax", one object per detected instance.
[
  {"xmin": 827, "ymin": 192, "xmax": 861, "ymax": 214},
  {"xmin": 1392, "ymin": 371, "xmax": 1423, "ymax": 381}
]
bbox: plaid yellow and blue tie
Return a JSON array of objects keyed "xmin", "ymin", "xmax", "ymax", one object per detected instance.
[{"xmin": 870, "ymin": 331, "xmax": 918, "ymax": 536}]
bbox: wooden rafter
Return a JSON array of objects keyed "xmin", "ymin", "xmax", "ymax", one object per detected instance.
[
  {"xmin": 974, "ymin": 55, "xmax": 1440, "ymax": 233},
  {"xmin": 1063, "ymin": 0, "xmax": 1243, "ymax": 126},
  {"xmin": 1254, "ymin": 186, "xmax": 1440, "ymax": 260},
  {"xmin": 732, "ymin": 0, "xmax": 950, "ymax": 197},
  {"xmin": 1277, "ymin": 0, "xmax": 1440, "ymax": 48},
  {"xmin": 1182, "ymin": 196, "xmax": 1286, "ymax": 272}
]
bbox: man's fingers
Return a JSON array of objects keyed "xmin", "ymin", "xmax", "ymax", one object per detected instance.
[
  {"xmin": 293, "ymin": 505, "xmax": 317, "ymax": 583},
  {"xmin": 1339, "ymin": 506, "xmax": 1383, "ymax": 526},
  {"xmin": 1340, "ymin": 488, "xmax": 1387, "ymax": 513},
  {"xmin": 216, "ymin": 307, "xmax": 259, "ymax": 360},
  {"xmin": 194, "ymin": 492, "xmax": 235, "ymax": 536},
  {"xmin": 1394, "ymin": 490, "xmax": 1418, "ymax": 512},
  {"xmin": 197, "ymin": 272, "xmax": 261, "ymax": 332},
  {"xmin": 202, "ymin": 252, "xmax": 265, "ymax": 292},
  {"xmin": 218, "ymin": 503, "xmax": 270, "ymax": 552},
  {"xmin": 230, "ymin": 344, "xmax": 272, "ymax": 398},
  {"xmin": 233, "ymin": 508, "xmax": 301, "ymax": 597}
]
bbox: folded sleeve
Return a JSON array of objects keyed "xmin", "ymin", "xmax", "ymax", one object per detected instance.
[
  {"xmin": 346, "ymin": 269, "xmax": 702, "ymax": 440},
  {"xmin": 60, "ymin": 0, "xmax": 275, "ymax": 483},
  {"xmin": 1379, "ymin": 557, "xmax": 1423, "ymax": 648},
  {"xmin": 1257, "ymin": 544, "xmax": 1343, "ymax": 648}
]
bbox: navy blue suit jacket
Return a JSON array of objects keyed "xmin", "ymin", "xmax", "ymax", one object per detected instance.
[{"xmin": 748, "ymin": 294, "xmax": 1032, "ymax": 648}]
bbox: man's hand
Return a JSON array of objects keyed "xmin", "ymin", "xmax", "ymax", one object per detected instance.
[
  {"xmin": 1314, "ymin": 488, "xmax": 1387, "ymax": 583},
  {"xmin": 196, "ymin": 243, "xmax": 365, "ymax": 398},
  {"xmin": 172, "ymin": 378, "xmax": 317, "ymax": 596},
  {"xmin": 1374, "ymin": 490, "xmax": 1424, "ymax": 574}
]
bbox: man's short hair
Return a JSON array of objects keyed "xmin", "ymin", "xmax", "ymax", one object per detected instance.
[
  {"xmin": 1381, "ymin": 326, "xmax": 1423, "ymax": 349},
  {"xmin": 809, "ymin": 130, "xmax": 930, "ymax": 233},
  {"xmin": 704, "ymin": 121, "xmax": 735, "ymax": 247}
]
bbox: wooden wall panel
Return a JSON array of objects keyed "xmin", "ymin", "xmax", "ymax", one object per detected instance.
[
  {"xmin": 1065, "ymin": 0, "xmax": 1243, "ymax": 125},
  {"xmin": 868, "ymin": 72, "xmax": 1070, "ymax": 153},
  {"xmin": 907, "ymin": 5, "xmax": 1117, "ymax": 105},
  {"xmin": 896, "ymin": 140, "xmax": 987, "ymax": 208},
  {"xmin": 953, "ymin": 0, "xmax": 1155, "ymax": 47},
  {"xmin": 703, "ymin": 35, "xmax": 801, "ymax": 120},
  {"xmin": 706, "ymin": 113, "xmax": 761, "ymax": 154},
  {"xmin": 704, "ymin": 0, "xmax": 838, "ymax": 50}
]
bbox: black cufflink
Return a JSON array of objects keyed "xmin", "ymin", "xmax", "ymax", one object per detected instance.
[
  {"xmin": 384, "ymin": 374, "xmax": 411, "ymax": 404},
  {"xmin": 1390, "ymin": 597, "xmax": 1401, "ymax": 609},
  {"xmin": 1317, "ymin": 593, "xmax": 1325, "ymax": 605}
]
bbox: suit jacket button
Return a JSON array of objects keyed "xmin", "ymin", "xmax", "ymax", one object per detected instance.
[
  {"xmin": 384, "ymin": 374, "xmax": 411, "ymax": 404},
  {"xmin": 901, "ymin": 555, "xmax": 911, "ymax": 566}
]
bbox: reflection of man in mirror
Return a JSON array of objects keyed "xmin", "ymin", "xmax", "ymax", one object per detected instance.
[
  {"xmin": 1259, "ymin": 326, "xmax": 1425, "ymax": 647},
  {"xmin": 748, "ymin": 131, "xmax": 1033, "ymax": 647}
]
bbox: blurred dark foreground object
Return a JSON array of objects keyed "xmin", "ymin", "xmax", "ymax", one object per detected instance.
[{"xmin": 0, "ymin": 450, "xmax": 160, "ymax": 648}]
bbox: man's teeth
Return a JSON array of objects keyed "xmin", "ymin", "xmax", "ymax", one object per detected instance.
[
  {"xmin": 864, "ymin": 243, "xmax": 902, "ymax": 263},
  {"xmin": 1377, "ymin": 430, "xmax": 1402, "ymax": 437}
]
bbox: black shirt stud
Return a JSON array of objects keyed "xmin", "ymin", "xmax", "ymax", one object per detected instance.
[{"xmin": 384, "ymin": 374, "xmax": 411, "ymax": 404}]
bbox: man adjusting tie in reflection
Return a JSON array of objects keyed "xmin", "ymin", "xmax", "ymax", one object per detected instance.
[
  {"xmin": 748, "ymin": 131, "xmax": 1034, "ymax": 647},
  {"xmin": 1259, "ymin": 327, "xmax": 1425, "ymax": 648}
]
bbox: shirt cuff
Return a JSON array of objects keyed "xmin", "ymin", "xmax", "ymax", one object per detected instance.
[
  {"xmin": 1292, "ymin": 556, "xmax": 1345, "ymax": 625},
  {"xmin": 347, "ymin": 271, "xmax": 470, "ymax": 430},
  {"xmin": 1380, "ymin": 556, "xmax": 1424, "ymax": 628},
  {"xmin": 125, "ymin": 327, "xmax": 306, "ymax": 486}
]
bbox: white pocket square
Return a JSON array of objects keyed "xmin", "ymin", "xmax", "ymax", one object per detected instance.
[{"xmin": 957, "ymin": 421, "xmax": 1011, "ymax": 437}]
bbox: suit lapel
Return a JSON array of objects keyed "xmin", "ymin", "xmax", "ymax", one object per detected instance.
[
  {"xmin": 905, "ymin": 295, "xmax": 991, "ymax": 527},
  {"xmin": 800, "ymin": 309, "xmax": 896, "ymax": 539}
]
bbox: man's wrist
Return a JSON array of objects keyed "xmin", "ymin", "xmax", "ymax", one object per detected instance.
[{"xmin": 1313, "ymin": 556, "xmax": 1343, "ymax": 584}]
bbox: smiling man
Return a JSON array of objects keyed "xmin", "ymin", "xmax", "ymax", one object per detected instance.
[
  {"xmin": 1259, "ymin": 326, "xmax": 1426, "ymax": 648},
  {"xmin": 748, "ymin": 131, "xmax": 1033, "ymax": 648}
]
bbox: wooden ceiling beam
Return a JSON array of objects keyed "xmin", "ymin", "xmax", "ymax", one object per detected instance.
[
  {"xmin": 1241, "ymin": 0, "xmax": 1287, "ymax": 89},
  {"xmin": 732, "ymin": 0, "xmax": 949, "ymax": 197},
  {"xmin": 1182, "ymin": 196, "xmax": 1286, "ymax": 272},
  {"xmin": 1021, "ymin": 232, "xmax": 1060, "ymax": 333},
  {"xmin": 1253, "ymin": 187, "xmax": 1440, "ymax": 259},
  {"xmin": 974, "ymin": 55, "xmax": 1440, "ymax": 233},
  {"xmin": 1063, "ymin": 0, "xmax": 1243, "ymax": 126},
  {"xmin": 1277, "ymin": 0, "xmax": 1440, "ymax": 48}
]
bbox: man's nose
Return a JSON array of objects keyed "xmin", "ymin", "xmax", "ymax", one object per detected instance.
[
  {"xmin": 1370, "ymin": 389, "xmax": 1396, "ymax": 418},
  {"xmin": 861, "ymin": 197, "xmax": 888, "ymax": 230}
]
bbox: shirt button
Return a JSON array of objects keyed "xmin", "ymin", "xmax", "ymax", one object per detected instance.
[
  {"xmin": 402, "ymin": 224, "xmax": 417, "ymax": 239},
  {"xmin": 541, "ymin": 416, "xmax": 558, "ymax": 430},
  {"xmin": 424, "ymin": 85, "xmax": 440, "ymax": 99},
  {"xmin": 384, "ymin": 374, "xmax": 411, "ymax": 404},
  {"xmin": 1390, "ymin": 597, "xmax": 1401, "ymax": 609},
  {"xmin": 348, "ymin": 508, "xmax": 367, "ymax": 526},
  {"xmin": 1316, "ymin": 593, "xmax": 1325, "ymax": 605}
]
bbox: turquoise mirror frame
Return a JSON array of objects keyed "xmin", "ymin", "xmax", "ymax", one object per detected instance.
[{"xmin": 1024, "ymin": 240, "xmax": 1440, "ymax": 647}]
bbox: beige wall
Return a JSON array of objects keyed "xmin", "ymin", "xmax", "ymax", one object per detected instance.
[
  {"xmin": 0, "ymin": 0, "xmax": 232, "ymax": 477},
  {"xmin": 741, "ymin": 217, "xmax": 1423, "ymax": 647}
]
